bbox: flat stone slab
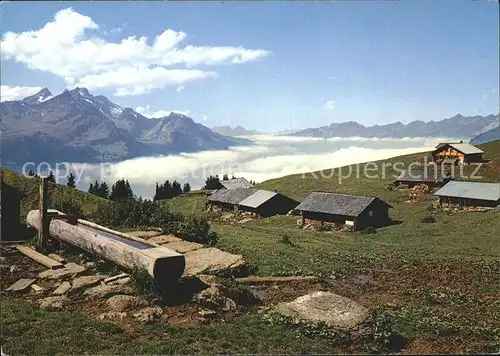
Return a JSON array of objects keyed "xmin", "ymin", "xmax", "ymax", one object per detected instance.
[
  {"xmin": 275, "ymin": 291, "xmax": 369, "ymax": 331},
  {"xmin": 6, "ymin": 278, "xmax": 36, "ymax": 292},
  {"xmin": 71, "ymin": 275, "xmax": 106, "ymax": 291},
  {"xmin": 148, "ymin": 234, "xmax": 182, "ymax": 245},
  {"xmin": 163, "ymin": 240, "xmax": 204, "ymax": 254},
  {"xmin": 183, "ymin": 247, "xmax": 245, "ymax": 276},
  {"xmin": 38, "ymin": 262, "xmax": 86, "ymax": 280},
  {"xmin": 52, "ymin": 281, "xmax": 72, "ymax": 295}
]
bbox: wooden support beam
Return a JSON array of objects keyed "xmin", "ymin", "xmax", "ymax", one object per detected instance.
[
  {"xmin": 37, "ymin": 177, "xmax": 48, "ymax": 253},
  {"xmin": 16, "ymin": 245, "xmax": 64, "ymax": 269}
]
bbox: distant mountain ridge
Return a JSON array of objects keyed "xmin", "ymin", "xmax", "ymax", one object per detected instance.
[
  {"xmin": 470, "ymin": 125, "xmax": 500, "ymax": 145},
  {"xmin": 212, "ymin": 125, "xmax": 261, "ymax": 137},
  {"xmin": 290, "ymin": 114, "xmax": 500, "ymax": 139},
  {"xmin": 1, "ymin": 88, "xmax": 250, "ymax": 169}
]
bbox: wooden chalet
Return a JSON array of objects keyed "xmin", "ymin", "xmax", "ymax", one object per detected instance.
[
  {"xmin": 237, "ymin": 190, "xmax": 299, "ymax": 217},
  {"xmin": 207, "ymin": 188, "xmax": 256, "ymax": 212},
  {"xmin": 207, "ymin": 188, "xmax": 298, "ymax": 217},
  {"xmin": 294, "ymin": 192, "xmax": 393, "ymax": 231},
  {"xmin": 394, "ymin": 167, "xmax": 453, "ymax": 188},
  {"xmin": 432, "ymin": 142, "xmax": 484, "ymax": 165},
  {"xmin": 434, "ymin": 181, "xmax": 500, "ymax": 208}
]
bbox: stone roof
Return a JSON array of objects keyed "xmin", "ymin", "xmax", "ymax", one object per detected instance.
[
  {"xmin": 295, "ymin": 192, "xmax": 391, "ymax": 217},
  {"xmin": 207, "ymin": 188, "xmax": 257, "ymax": 205},
  {"xmin": 434, "ymin": 181, "xmax": 500, "ymax": 202}
]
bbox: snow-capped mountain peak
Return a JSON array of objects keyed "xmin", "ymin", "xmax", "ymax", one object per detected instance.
[{"xmin": 22, "ymin": 88, "xmax": 53, "ymax": 105}]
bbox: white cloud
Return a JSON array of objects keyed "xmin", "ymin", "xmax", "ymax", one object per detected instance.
[
  {"xmin": 176, "ymin": 85, "xmax": 185, "ymax": 92},
  {"xmin": 1, "ymin": 8, "xmax": 270, "ymax": 96},
  {"xmin": 135, "ymin": 104, "xmax": 191, "ymax": 118},
  {"xmin": 0, "ymin": 85, "xmax": 43, "ymax": 102},
  {"xmin": 73, "ymin": 136, "xmax": 445, "ymax": 199},
  {"xmin": 324, "ymin": 100, "xmax": 336, "ymax": 110}
]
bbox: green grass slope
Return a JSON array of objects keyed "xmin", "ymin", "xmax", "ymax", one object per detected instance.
[{"xmin": 1, "ymin": 168, "xmax": 105, "ymax": 219}]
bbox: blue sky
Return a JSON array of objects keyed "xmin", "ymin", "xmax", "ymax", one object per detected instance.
[{"xmin": 1, "ymin": 2, "xmax": 498, "ymax": 131}]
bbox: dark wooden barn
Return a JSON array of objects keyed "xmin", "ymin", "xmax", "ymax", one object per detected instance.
[
  {"xmin": 237, "ymin": 190, "xmax": 299, "ymax": 217},
  {"xmin": 295, "ymin": 192, "xmax": 393, "ymax": 231},
  {"xmin": 434, "ymin": 181, "xmax": 500, "ymax": 208},
  {"xmin": 1, "ymin": 180, "xmax": 25, "ymax": 241},
  {"xmin": 432, "ymin": 143, "xmax": 485, "ymax": 165},
  {"xmin": 206, "ymin": 188, "xmax": 257, "ymax": 212},
  {"xmin": 394, "ymin": 167, "xmax": 453, "ymax": 188}
]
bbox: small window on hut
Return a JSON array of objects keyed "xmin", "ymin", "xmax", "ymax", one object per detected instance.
[{"xmin": 368, "ymin": 210, "xmax": 373, "ymax": 217}]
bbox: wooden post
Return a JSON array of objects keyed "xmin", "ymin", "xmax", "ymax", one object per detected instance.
[{"xmin": 37, "ymin": 177, "xmax": 48, "ymax": 252}]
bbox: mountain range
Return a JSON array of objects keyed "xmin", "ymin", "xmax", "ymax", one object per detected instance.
[
  {"xmin": 1, "ymin": 88, "xmax": 250, "ymax": 169},
  {"xmin": 290, "ymin": 114, "xmax": 500, "ymax": 140},
  {"xmin": 211, "ymin": 125, "xmax": 261, "ymax": 137}
]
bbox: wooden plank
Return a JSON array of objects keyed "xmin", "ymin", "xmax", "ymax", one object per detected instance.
[
  {"xmin": 47, "ymin": 253, "xmax": 66, "ymax": 263},
  {"xmin": 16, "ymin": 245, "xmax": 64, "ymax": 269},
  {"xmin": 6, "ymin": 278, "xmax": 36, "ymax": 292},
  {"xmin": 235, "ymin": 275, "xmax": 317, "ymax": 284},
  {"xmin": 103, "ymin": 273, "xmax": 129, "ymax": 284},
  {"xmin": 37, "ymin": 177, "xmax": 48, "ymax": 252}
]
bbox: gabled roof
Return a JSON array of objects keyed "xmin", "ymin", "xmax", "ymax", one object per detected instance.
[
  {"xmin": 295, "ymin": 192, "xmax": 392, "ymax": 217},
  {"xmin": 208, "ymin": 188, "xmax": 257, "ymax": 205},
  {"xmin": 434, "ymin": 181, "xmax": 500, "ymax": 202},
  {"xmin": 238, "ymin": 190, "xmax": 278, "ymax": 208},
  {"xmin": 220, "ymin": 178, "xmax": 253, "ymax": 189},
  {"xmin": 395, "ymin": 167, "xmax": 453, "ymax": 183},
  {"xmin": 436, "ymin": 143, "xmax": 484, "ymax": 155}
]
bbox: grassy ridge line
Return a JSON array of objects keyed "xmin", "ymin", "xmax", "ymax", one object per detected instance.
[{"xmin": 0, "ymin": 168, "xmax": 106, "ymax": 219}]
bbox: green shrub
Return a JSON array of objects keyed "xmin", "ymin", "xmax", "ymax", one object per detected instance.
[{"xmin": 90, "ymin": 199, "xmax": 218, "ymax": 245}]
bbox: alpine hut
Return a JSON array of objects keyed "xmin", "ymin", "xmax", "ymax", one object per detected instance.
[
  {"xmin": 295, "ymin": 192, "xmax": 393, "ymax": 231},
  {"xmin": 432, "ymin": 142, "xmax": 485, "ymax": 165},
  {"xmin": 434, "ymin": 181, "xmax": 500, "ymax": 209}
]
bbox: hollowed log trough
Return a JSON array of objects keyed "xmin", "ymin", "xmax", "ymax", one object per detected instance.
[{"xmin": 26, "ymin": 210, "xmax": 185, "ymax": 285}]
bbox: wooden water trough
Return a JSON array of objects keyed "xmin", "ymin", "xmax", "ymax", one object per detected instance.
[{"xmin": 26, "ymin": 209, "xmax": 185, "ymax": 284}]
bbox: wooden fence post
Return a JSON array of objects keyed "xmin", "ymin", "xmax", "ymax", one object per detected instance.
[{"xmin": 37, "ymin": 177, "xmax": 48, "ymax": 252}]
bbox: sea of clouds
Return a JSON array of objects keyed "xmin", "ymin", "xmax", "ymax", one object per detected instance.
[{"xmin": 71, "ymin": 135, "xmax": 456, "ymax": 199}]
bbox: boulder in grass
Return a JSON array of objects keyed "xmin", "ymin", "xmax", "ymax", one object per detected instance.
[{"xmin": 274, "ymin": 291, "xmax": 369, "ymax": 331}]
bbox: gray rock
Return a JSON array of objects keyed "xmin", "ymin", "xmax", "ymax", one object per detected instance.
[
  {"xmin": 194, "ymin": 285, "xmax": 238, "ymax": 312},
  {"xmin": 71, "ymin": 275, "xmax": 106, "ymax": 291},
  {"xmin": 274, "ymin": 291, "xmax": 369, "ymax": 330},
  {"xmin": 163, "ymin": 240, "xmax": 204, "ymax": 254},
  {"xmin": 39, "ymin": 296, "xmax": 67, "ymax": 310},
  {"xmin": 106, "ymin": 295, "xmax": 150, "ymax": 312},
  {"xmin": 38, "ymin": 262, "xmax": 85, "ymax": 280},
  {"xmin": 52, "ymin": 281, "xmax": 71, "ymax": 295},
  {"xmin": 6, "ymin": 278, "xmax": 36, "ymax": 292}
]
